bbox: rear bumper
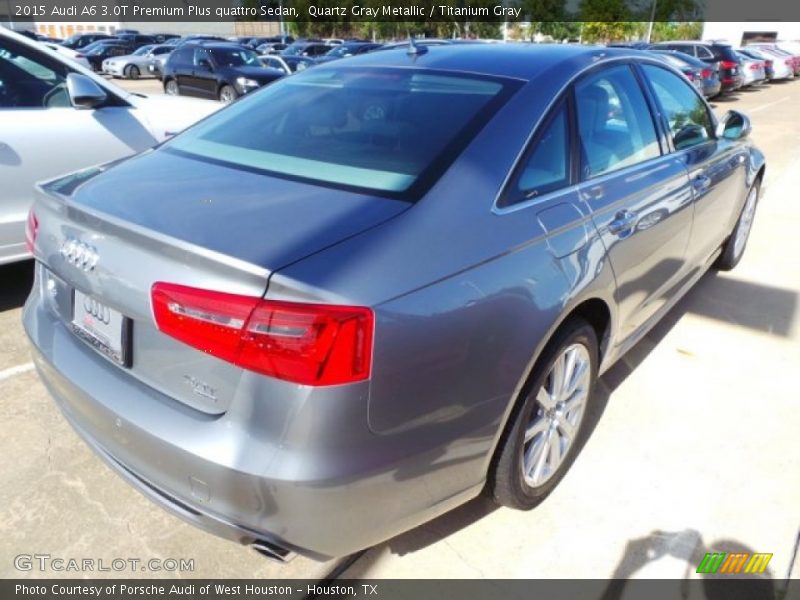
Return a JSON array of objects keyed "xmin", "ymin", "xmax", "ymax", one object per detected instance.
[{"xmin": 22, "ymin": 266, "xmax": 484, "ymax": 559}]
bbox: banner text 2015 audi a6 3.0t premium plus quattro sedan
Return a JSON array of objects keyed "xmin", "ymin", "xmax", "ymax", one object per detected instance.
[{"xmin": 23, "ymin": 44, "xmax": 765, "ymax": 562}]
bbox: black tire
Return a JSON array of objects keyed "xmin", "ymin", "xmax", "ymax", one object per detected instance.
[
  {"xmin": 488, "ymin": 318, "xmax": 599, "ymax": 510},
  {"xmin": 714, "ymin": 179, "xmax": 760, "ymax": 271},
  {"xmin": 219, "ymin": 85, "xmax": 237, "ymax": 104},
  {"xmin": 164, "ymin": 79, "xmax": 179, "ymax": 96},
  {"xmin": 126, "ymin": 65, "xmax": 140, "ymax": 80}
]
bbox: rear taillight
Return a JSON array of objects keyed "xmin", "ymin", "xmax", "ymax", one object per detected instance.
[
  {"xmin": 24, "ymin": 208, "xmax": 38, "ymax": 254},
  {"xmin": 750, "ymin": 63, "xmax": 759, "ymax": 70},
  {"xmin": 701, "ymin": 68, "xmax": 713, "ymax": 78},
  {"xmin": 720, "ymin": 60, "xmax": 738, "ymax": 69},
  {"xmin": 151, "ymin": 283, "xmax": 373, "ymax": 386},
  {"xmin": 786, "ymin": 59, "xmax": 794, "ymax": 66},
  {"xmin": 685, "ymin": 71, "xmax": 694, "ymax": 80}
]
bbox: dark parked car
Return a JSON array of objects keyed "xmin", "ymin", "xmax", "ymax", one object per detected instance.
[
  {"xmin": 61, "ymin": 32, "xmax": 114, "ymax": 50},
  {"xmin": 315, "ymin": 42, "xmax": 384, "ymax": 63},
  {"xmin": 150, "ymin": 33, "xmax": 179, "ymax": 44},
  {"xmin": 281, "ymin": 42, "xmax": 333, "ymax": 58},
  {"xmin": 650, "ymin": 41, "xmax": 743, "ymax": 92},
  {"xmin": 114, "ymin": 33, "xmax": 157, "ymax": 49},
  {"xmin": 81, "ymin": 41, "xmax": 134, "ymax": 71},
  {"xmin": 247, "ymin": 35, "xmax": 295, "ymax": 50},
  {"xmin": 163, "ymin": 42, "xmax": 283, "ymax": 103},
  {"xmin": 24, "ymin": 45, "xmax": 764, "ymax": 562},
  {"xmin": 255, "ymin": 42, "xmax": 288, "ymax": 55},
  {"xmin": 259, "ymin": 55, "xmax": 315, "ymax": 74},
  {"xmin": 648, "ymin": 49, "xmax": 722, "ymax": 98}
]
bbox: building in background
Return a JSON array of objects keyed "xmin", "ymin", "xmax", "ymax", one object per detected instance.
[
  {"xmin": 16, "ymin": 20, "xmax": 278, "ymax": 40},
  {"xmin": 703, "ymin": 22, "xmax": 800, "ymax": 45}
]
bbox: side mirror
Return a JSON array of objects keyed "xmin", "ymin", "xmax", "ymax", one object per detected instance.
[
  {"xmin": 716, "ymin": 110, "xmax": 751, "ymax": 140},
  {"xmin": 197, "ymin": 58, "xmax": 212, "ymax": 71},
  {"xmin": 66, "ymin": 73, "xmax": 107, "ymax": 109},
  {"xmin": 674, "ymin": 123, "xmax": 708, "ymax": 150}
]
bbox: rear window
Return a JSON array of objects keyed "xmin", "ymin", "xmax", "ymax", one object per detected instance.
[
  {"xmin": 166, "ymin": 67, "xmax": 517, "ymax": 198},
  {"xmin": 715, "ymin": 45, "xmax": 740, "ymax": 61}
]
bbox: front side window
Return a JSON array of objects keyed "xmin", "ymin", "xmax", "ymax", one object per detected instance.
[
  {"xmin": 642, "ymin": 65, "xmax": 714, "ymax": 150},
  {"xmin": 575, "ymin": 65, "xmax": 660, "ymax": 179},
  {"xmin": 210, "ymin": 48, "xmax": 261, "ymax": 68},
  {"xmin": 167, "ymin": 67, "xmax": 517, "ymax": 197},
  {"xmin": 0, "ymin": 39, "xmax": 68, "ymax": 108}
]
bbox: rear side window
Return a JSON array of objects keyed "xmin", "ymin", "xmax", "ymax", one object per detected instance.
[
  {"xmin": 167, "ymin": 67, "xmax": 518, "ymax": 197},
  {"xmin": 697, "ymin": 46, "xmax": 714, "ymax": 59},
  {"xmin": 575, "ymin": 65, "xmax": 660, "ymax": 179},
  {"xmin": 170, "ymin": 47, "xmax": 192, "ymax": 66},
  {"xmin": 507, "ymin": 103, "xmax": 569, "ymax": 204},
  {"xmin": 642, "ymin": 65, "xmax": 714, "ymax": 150}
]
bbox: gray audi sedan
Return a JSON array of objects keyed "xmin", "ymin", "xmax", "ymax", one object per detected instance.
[{"xmin": 23, "ymin": 44, "xmax": 764, "ymax": 561}]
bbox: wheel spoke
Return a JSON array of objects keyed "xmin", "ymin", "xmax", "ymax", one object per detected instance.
[
  {"xmin": 525, "ymin": 416, "xmax": 548, "ymax": 442},
  {"xmin": 557, "ymin": 417, "xmax": 577, "ymax": 442},
  {"xmin": 531, "ymin": 429, "xmax": 553, "ymax": 483},
  {"xmin": 563, "ymin": 356, "xmax": 589, "ymax": 398},
  {"xmin": 548, "ymin": 431, "xmax": 562, "ymax": 469},
  {"xmin": 550, "ymin": 353, "xmax": 566, "ymax": 399},
  {"xmin": 536, "ymin": 386, "xmax": 555, "ymax": 410}
]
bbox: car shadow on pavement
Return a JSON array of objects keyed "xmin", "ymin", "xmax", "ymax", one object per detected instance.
[{"xmin": 0, "ymin": 260, "xmax": 34, "ymax": 312}]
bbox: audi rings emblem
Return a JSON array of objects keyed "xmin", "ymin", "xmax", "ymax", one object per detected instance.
[
  {"xmin": 83, "ymin": 296, "xmax": 111, "ymax": 325},
  {"xmin": 60, "ymin": 238, "xmax": 99, "ymax": 271}
]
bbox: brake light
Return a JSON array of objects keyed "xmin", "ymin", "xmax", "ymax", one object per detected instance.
[
  {"xmin": 701, "ymin": 68, "xmax": 713, "ymax": 78},
  {"xmin": 720, "ymin": 60, "xmax": 738, "ymax": 69},
  {"xmin": 151, "ymin": 283, "xmax": 373, "ymax": 386},
  {"xmin": 24, "ymin": 208, "xmax": 38, "ymax": 254}
]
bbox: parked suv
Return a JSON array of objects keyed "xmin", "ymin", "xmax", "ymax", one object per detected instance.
[
  {"xmin": 162, "ymin": 42, "xmax": 284, "ymax": 103},
  {"xmin": 651, "ymin": 41, "xmax": 743, "ymax": 92}
]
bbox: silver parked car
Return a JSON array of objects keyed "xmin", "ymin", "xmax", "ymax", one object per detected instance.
[
  {"xmin": 102, "ymin": 44, "xmax": 173, "ymax": 79},
  {"xmin": 735, "ymin": 51, "xmax": 766, "ymax": 87},
  {"xmin": 24, "ymin": 45, "xmax": 765, "ymax": 561},
  {"xmin": 0, "ymin": 28, "xmax": 219, "ymax": 265}
]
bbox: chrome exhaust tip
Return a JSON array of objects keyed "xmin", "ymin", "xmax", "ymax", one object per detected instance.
[{"xmin": 251, "ymin": 539, "xmax": 297, "ymax": 563}]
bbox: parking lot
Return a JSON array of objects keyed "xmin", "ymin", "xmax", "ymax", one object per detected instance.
[{"xmin": 1, "ymin": 75, "xmax": 798, "ymax": 586}]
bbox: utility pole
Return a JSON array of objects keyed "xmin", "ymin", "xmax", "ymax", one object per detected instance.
[{"xmin": 646, "ymin": 0, "xmax": 657, "ymax": 43}]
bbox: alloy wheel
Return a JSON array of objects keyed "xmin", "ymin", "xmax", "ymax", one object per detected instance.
[{"xmin": 521, "ymin": 343, "xmax": 591, "ymax": 488}]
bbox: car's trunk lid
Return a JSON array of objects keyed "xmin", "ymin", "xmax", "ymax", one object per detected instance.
[{"xmin": 34, "ymin": 150, "xmax": 410, "ymax": 415}]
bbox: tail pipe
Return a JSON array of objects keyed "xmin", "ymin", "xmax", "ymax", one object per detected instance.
[{"xmin": 251, "ymin": 539, "xmax": 297, "ymax": 563}]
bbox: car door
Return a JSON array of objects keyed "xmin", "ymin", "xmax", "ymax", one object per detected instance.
[
  {"xmin": 167, "ymin": 47, "xmax": 194, "ymax": 94},
  {"xmin": 574, "ymin": 64, "xmax": 694, "ymax": 342},
  {"xmin": 191, "ymin": 47, "xmax": 217, "ymax": 99},
  {"xmin": 639, "ymin": 63, "xmax": 748, "ymax": 267},
  {"xmin": 0, "ymin": 35, "xmax": 158, "ymax": 264}
]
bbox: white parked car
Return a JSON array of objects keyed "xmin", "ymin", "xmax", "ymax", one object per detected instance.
[
  {"xmin": 41, "ymin": 42, "xmax": 91, "ymax": 70},
  {"xmin": 0, "ymin": 28, "xmax": 220, "ymax": 265}
]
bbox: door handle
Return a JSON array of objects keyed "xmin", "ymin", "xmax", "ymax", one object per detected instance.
[
  {"xmin": 608, "ymin": 209, "xmax": 637, "ymax": 235},
  {"xmin": 693, "ymin": 174, "xmax": 711, "ymax": 192}
]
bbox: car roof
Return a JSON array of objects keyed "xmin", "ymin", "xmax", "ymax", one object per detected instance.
[
  {"xmin": 324, "ymin": 43, "xmax": 651, "ymax": 82},
  {"xmin": 191, "ymin": 41, "xmax": 250, "ymax": 50}
]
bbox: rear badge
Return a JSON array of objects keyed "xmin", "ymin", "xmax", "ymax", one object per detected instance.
[{"xmin": 183, "ymin": 376, "xmax": 217, "ymax": 402}]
